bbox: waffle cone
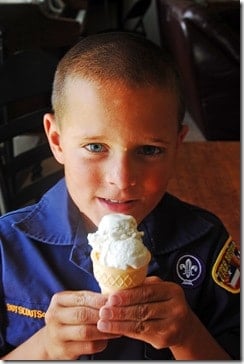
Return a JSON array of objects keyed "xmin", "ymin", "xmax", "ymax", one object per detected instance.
[{"xmin": 91, "ymin": 250, "xmax": 151, "ymax": 294}]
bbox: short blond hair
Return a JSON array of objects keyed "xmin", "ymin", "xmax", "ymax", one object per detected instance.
[{"xmin": 52, "ymin": 32, "xmax": 185, "ymax": 127}]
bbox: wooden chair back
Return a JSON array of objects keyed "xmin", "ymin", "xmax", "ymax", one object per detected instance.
[{"xmin": 0, "ymin": 48, "xmax": 64, "ymax": 214}]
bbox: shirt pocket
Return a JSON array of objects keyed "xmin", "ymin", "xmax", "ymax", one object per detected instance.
[{"xmin": 4, "ymin": 298, "xmax": 48, "ymax": 349}]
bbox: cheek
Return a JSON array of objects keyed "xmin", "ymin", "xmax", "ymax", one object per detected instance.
[
  {"xmin": 66, "ymin": 161, "xmax": 99, "ymax": 186},
  {"xmin": 64, "ymin": 162, "xmax": 100, "ymax": 209},
  {"xmin": 141, "ymin": 161, "xmax": 176, "ymax": 203},
  {"xmin": 144, "ymin": 174, "xmax": 168, "ymax": 195},
  {"xmin": 62, "ymin": 150, "xmax": 90, "ymax": 185},
  {"xmin": 145, "ymin": 160, "xmax": 174, "ymax": 187}
]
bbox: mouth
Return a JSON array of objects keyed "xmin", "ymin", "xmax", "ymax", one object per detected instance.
[
  {"xmin": 98, "ymin": 197, "xmax": 138, "ymax": 212},
  {"xmin": 103, "ymin": 198, "xmax": 133, "ymax": 204}
]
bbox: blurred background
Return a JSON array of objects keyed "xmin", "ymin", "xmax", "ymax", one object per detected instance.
[{"xmin": 0, "ymin": 0, "xmax": 240, "ymax": 141}]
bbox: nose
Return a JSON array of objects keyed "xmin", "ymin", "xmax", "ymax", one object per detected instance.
[{"xmin": 105, "ymin": 153, "xmax": 136, "ymax": 190}]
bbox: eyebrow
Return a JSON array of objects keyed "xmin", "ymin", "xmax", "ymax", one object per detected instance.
[
  {"xmin": 80, "ymin": 135, "xmax": 172, "ymax": 145},
  {"xmin": 146, "ymin": 138, "xmax": 171, "ymax": 145},
  {"xmin": 78, "ymin": 135, "xmax": 106, "ymax": 140}
]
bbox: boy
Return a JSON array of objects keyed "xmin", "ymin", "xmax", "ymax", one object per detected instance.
[{"xmin": 0, "ymin": 32, "xmax": 240, "ymax": 360}]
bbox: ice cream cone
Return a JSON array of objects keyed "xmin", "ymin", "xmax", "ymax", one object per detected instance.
[{"xmin": 91, "ymin": 250, "xmax": 151, "ymax": 294}]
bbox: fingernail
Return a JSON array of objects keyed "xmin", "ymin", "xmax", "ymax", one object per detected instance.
[
  {"xmin": 99, "ymin": 307, "xmax": 112, "ymax": 319},
  {"xmin": 97, "ymin": 319, "xmax": 110, "ymax": 332},
  {"xmin": 108, "ymin": 294, "xmax": 121, "ymax": 306}
]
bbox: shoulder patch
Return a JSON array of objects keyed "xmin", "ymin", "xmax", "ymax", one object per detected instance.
[{"xmin": 212, "ymin": 236, "xmax": 240, "ymax": 293}]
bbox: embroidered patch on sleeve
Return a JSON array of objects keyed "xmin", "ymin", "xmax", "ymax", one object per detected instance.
[{"xmin": 212, "ymin": 236, "xmax": 240, "ymax": 293}]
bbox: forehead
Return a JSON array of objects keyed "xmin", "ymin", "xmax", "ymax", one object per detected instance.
[
  {"xmin": 64, "ymin": 76, "xmax": 178, "ymax": 116},
  {"xmin": 61, "ymin": 77, "xmax": 179, "ymax": 137}
]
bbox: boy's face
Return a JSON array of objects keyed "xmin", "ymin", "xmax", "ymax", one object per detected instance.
[{"xmin": 44, "ymin": 78, "xmax": 187, "ymax": 231}]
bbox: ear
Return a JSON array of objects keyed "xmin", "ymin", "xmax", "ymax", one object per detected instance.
[
  {"xmin": 43, "ymin": 113, "xmax": 64, "ymax": 165},
  {"xmin": 176, "ymin": 124, "xmax": 189, "ymax": 148}
]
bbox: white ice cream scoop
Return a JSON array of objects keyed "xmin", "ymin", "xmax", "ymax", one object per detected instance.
[{"xmin": 87, "ymin": 213, "xmax": 151, "ymax": 270}]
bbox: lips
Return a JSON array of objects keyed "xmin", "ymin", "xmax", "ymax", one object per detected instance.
[
  {"xmin": 103, "ymin": 198, "xmax": 133, "ymax": 204},
  {"xmin": 98, "ymin": 197, "xmax": 137, "ymax": 212}
]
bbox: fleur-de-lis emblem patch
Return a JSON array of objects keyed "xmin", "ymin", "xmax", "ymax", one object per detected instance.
[{"xmin": 176, "ymin": 254, "xmax": 204, "ymax": 287}]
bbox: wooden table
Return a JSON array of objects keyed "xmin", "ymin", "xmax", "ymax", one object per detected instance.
[{"xmin": 167, "ymin": 141, "xmax": 240, "ymax": 242}]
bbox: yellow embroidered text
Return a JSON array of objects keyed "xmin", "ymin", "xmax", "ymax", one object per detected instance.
[{"xmin": 6, "ymin": 303, "xmax": 45, "ymax": 319}]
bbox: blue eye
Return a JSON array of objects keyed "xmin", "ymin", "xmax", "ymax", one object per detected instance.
[
  {"xmin": 138, "ymin": 145, "xmax": 164, "ymax": 156},
  {"xmin": 85, "ymin": 143, "xmax": 105, "ymax": 153}
]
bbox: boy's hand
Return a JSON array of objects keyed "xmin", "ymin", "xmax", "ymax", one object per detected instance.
[
  {"xmin": 43, "ymin": 290, "xmax": 120, "ymax": 360},
  {"xmin": 97, "ymin": 276, "xmax": 195, "ymax": 350}
]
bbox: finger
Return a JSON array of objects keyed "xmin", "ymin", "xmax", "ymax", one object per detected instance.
[
  {"xmin": 107, "ymin": 278, "xmax": 178, "ymax": 306},
  {"xmin": 58, "ymin": 323, "xmax": 121, "ymax": 342},
  {"xmin": 99, "ymin": 301, "xmax": 170, "ymax": 322},
  {"xmin": 50, "ymin": 290, "xmax": 108, "ymax": 309},
  {"xmin": 48, "ymin": 306, "xmax": 101, "ymax": 325},
  {"xmin": 143, "ymin": 276, "xmax": 163, "ymax": 285},
  {"xmin": 98, "ymin": 313, "xmax": 188, "ymax": 350},
  {"xmin": 97, "ymin": 318, "xmax": 169, "ymax": 348}
]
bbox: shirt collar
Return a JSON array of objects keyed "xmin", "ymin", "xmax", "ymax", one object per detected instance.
[
  {"xmin": 13, "ymin": 178, "xmax": 84, "ymax": 246},
  {"xmin": 139, "ymin": 193, "xmax": 214, "ymax": 255},
  {"xmin": 13, "ymin": 179, "xmax": 94, "ymax": 273}
]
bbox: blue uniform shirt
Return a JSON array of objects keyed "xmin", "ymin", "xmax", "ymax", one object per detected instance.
[{"xmin": 0, "ymin": 179, "xmax": 240, "ymax": 359}]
